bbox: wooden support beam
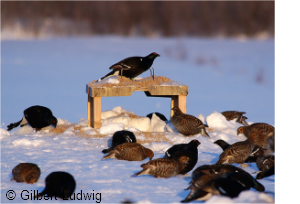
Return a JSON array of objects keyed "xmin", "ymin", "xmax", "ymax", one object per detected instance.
[
  {"xmin": 87, "ymin": 95, "xmax": 92, "ymax": 126},
  {"xmin": 88, "ymin": 96, "xmax": 102, "ymax": 128}
]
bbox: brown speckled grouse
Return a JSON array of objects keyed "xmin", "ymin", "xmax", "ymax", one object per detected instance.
[
  {"xmin": 7, "ymin": 105, "xmax": 57, "ymax": 131},
  {"xmin": 100, "ymin": 52, "xmax": 160, "ymax": 80},
  {"xmin": 131, "ymin": 151, "xmax": 190, "ymax": 178},
  {"xmin": 102, "ymin": 130, "xmax": 137, "ymax": 153},
  {"xmin": 11, "ymin": 163, "xmax": 41, "ymax": 184},
  {"xmin": 171, "ymin": 106, "xmax": 209, "ymax": 137},
  {"xmin": 237, "ymin": 123, "xmax": 274, "ymax": 138},
  {"xmin": 214, "ymin": 139, "xmax": 266, "ymax": 163},
  {"xmin": 237, "ymin": 123, "xmax": 274, "ymax": 149},
  {"xmin": 102, "ymin": 143, "xmax": 154, "ymax": 161},
  {"xmin": 221, "ymin": 111, "xmax": 249, "ymax": 126},
  {"xmin": 216, "ymin": 132, "xmax": 257, "ymax": 165}
]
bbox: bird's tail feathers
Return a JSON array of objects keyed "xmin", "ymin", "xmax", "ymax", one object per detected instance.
[
  {"xmin": 102, "ymin": 148, "xmax": 112, "ymax": 154},
  {"xmin": 131, "ymin": 168, "xmax": 150, "ymax": 177},
  {"xmin": 101, "ymin": 70, "xmax": 120, "ymax": 80},
  {"xmin": 7, "ymin": 119, "xmax": 23, "ymax": 131},
  {"xmin": 102, "ymin": 152, "xmax": 116, "ymax": 160},
  {"xmin": 181, "ymin": 189, "xmax": 211, "ymax": 203},
  {"xmin": 200, "ymin": 128, "xmax": 210, "ymax": 138}
]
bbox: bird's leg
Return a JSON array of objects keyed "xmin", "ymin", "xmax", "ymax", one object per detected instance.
[
  {"xmin": 121, "ymin": 68, "xmax": 123, "ymax": 78},
  {"xmin": 152, "ymin": 68, "xmax": 155, "ymax": 80},
  {"xmin": 150, "ymin": 67, "xmax": 155, "ymax": 80}
]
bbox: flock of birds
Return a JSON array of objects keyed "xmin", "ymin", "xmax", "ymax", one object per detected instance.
[{"xmin": 6, "ymin": 52, "xmax": 274, "ymax": 202}]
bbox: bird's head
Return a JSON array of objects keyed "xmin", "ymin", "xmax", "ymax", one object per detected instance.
[
  {"xmin": 145, "ymin": 148, "xmax": 154, "ymax": 160},
  {"xmin": 148, "ymin": 52, "xmax": 160, "ymax": 59},
  {"xmin": 52, "ymin": 117, "xmax": 58, "ymax": 128},
  {"xmin": 190, "ymin": 140, "xmax": 201, "ymax": 146},
  {"xmin": 171, "ymin": 106, "xmax": 182, "ymax": 114},
  {"xmin": 237, "ymin": 126, "xmax": 245, "ymax": 136}
]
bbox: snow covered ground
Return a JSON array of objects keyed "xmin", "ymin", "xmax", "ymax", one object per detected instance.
[
  {"xmin": 1, "ymin": 107, "xmax": 274, "ymax": 203},
  {"xmin": 1, "ymin": 36, "xmax": 274, "ymax": 203}
]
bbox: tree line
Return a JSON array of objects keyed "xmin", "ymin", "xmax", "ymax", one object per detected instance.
[{"xmin": 1, "ymin": 1, "xmax": 274, "ymax": 37}]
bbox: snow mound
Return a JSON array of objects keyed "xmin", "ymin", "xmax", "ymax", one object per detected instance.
[
  {"xmin": 12, "ymin": 125, "xmax": 34, "ymax": 135},
  {"xmin": 164, "ymin": 121, "xmax": 179, "ymax": 133},
  {"xmin": 148, "ymin": 113, "xmax": 166, "ymax": 132},
  {"xmin": 0, "ymin": 128, "xmax": 10, "ymax": 139},
  {"xmin": 198, "ymin": 113, "xmax": 206, "ymax": 124},
  {"xmin": 57, "ymin": 118, "xmax": 72, "ymax": 126},
  {"xmin": 63, "ymin": 127, "xmax": 75, "ymax": 136},
  {"xmin": 101, "ymin": 110, "xmax": 119, "ymax": 120},
  {"xmin": 98, "ymin": 123, "xmax": 124, "ymax": 135},
  {"xmin": 206, "ymin": 111, "xmax": 243, "ymax": 136},
  {"xmin": 75, "ymin": 118, "xmax": 89, "ymax": 127},
  {"xmin": 80, "ymin": 127, "xmax": 99, "ymax": 135},
  {"xmin": 112, "ymin": 106, "xmax": 134, "ymax": 115},
  {"xmin": 128, "ymin": 117, "xmax": 150, "ymax": 132},
  {"xmin": 102, "ymin": 116, "xmax": 131, "ymax": 129}
]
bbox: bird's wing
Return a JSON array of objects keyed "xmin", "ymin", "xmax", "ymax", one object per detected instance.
[{"xmin": 109, "ymin": 57, "xmax": 141, "ymax": 70}]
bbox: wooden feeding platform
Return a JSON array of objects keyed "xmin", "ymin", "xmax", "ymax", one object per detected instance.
[{"xmin": 86, "ymin": 75, "xmax": 188, "ymax": 128}]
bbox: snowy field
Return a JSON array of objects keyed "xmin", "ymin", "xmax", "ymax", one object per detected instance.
[
  {"xmin": 1, "ymin": 36, "xmax": 274, "ymax": 203},
  {"xmin": 1, "ymin": 108, "xmax": 274, "ymax": 203}
]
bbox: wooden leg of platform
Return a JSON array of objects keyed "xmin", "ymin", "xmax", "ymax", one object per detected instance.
[
  {"xmin": 88, "ymin": 95, "xmax": 92, "ymax": 126},
  {"xmin": 88, "ymin": 96, "xmax": 102, "ymax": 128},
  {"xmin": 171, "ymin": 95, "xmax": 187, "ymax": 117}
]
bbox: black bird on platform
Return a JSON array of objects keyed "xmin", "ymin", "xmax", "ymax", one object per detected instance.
[
  {"xmin": 100, "ymin": 52, "xmax": 160, "ymax": 80},
  {"xmin": 7, "ymin": 105, "xmax": 58, "ymax": 131}
]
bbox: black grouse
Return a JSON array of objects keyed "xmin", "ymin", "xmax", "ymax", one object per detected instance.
[
  {"xmin": 163, "ymin": 140, "xmax": 200, "ymax": 174},
  {"xmin": 100, "ymin": 52, "xmax": 160, "ymax": 80},
  {"xmin": 221, "ymin": 111, "xmax": 249, "ymax": 126},
  {"xmin": 102, "ymin": 130, "xmax": 137, "ymax": 153},
  {"xmin": 7, "ymin": 105, "xmax": 58, "ymax": 131},
  {"xmin": 37, "ymin": 171, "xmax": 76, "ymax": 200},
  {"xmin": 146, "ymin": 112, "xmax": 168, "ymax": 121},
  {"xmin": 164, "ymin": 140, "xmax": 200, "ymax": 159},
  {"xmin": 182, "ymin": 164, "xmax": 265, "ymax": 202},
  {"xmin": 171, "ymin": 106, "xmax": 210, "ymax": 137}
]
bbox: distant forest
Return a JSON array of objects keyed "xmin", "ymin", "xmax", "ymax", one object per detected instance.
[{"xmin": 1, "ymin": 1, "xmax": 274, "ymax": 37}]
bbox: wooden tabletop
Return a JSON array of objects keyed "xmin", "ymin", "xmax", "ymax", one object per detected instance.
[{"xmin": 86, "ymin": 75, "xmax": 188, "ymax": 97}]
